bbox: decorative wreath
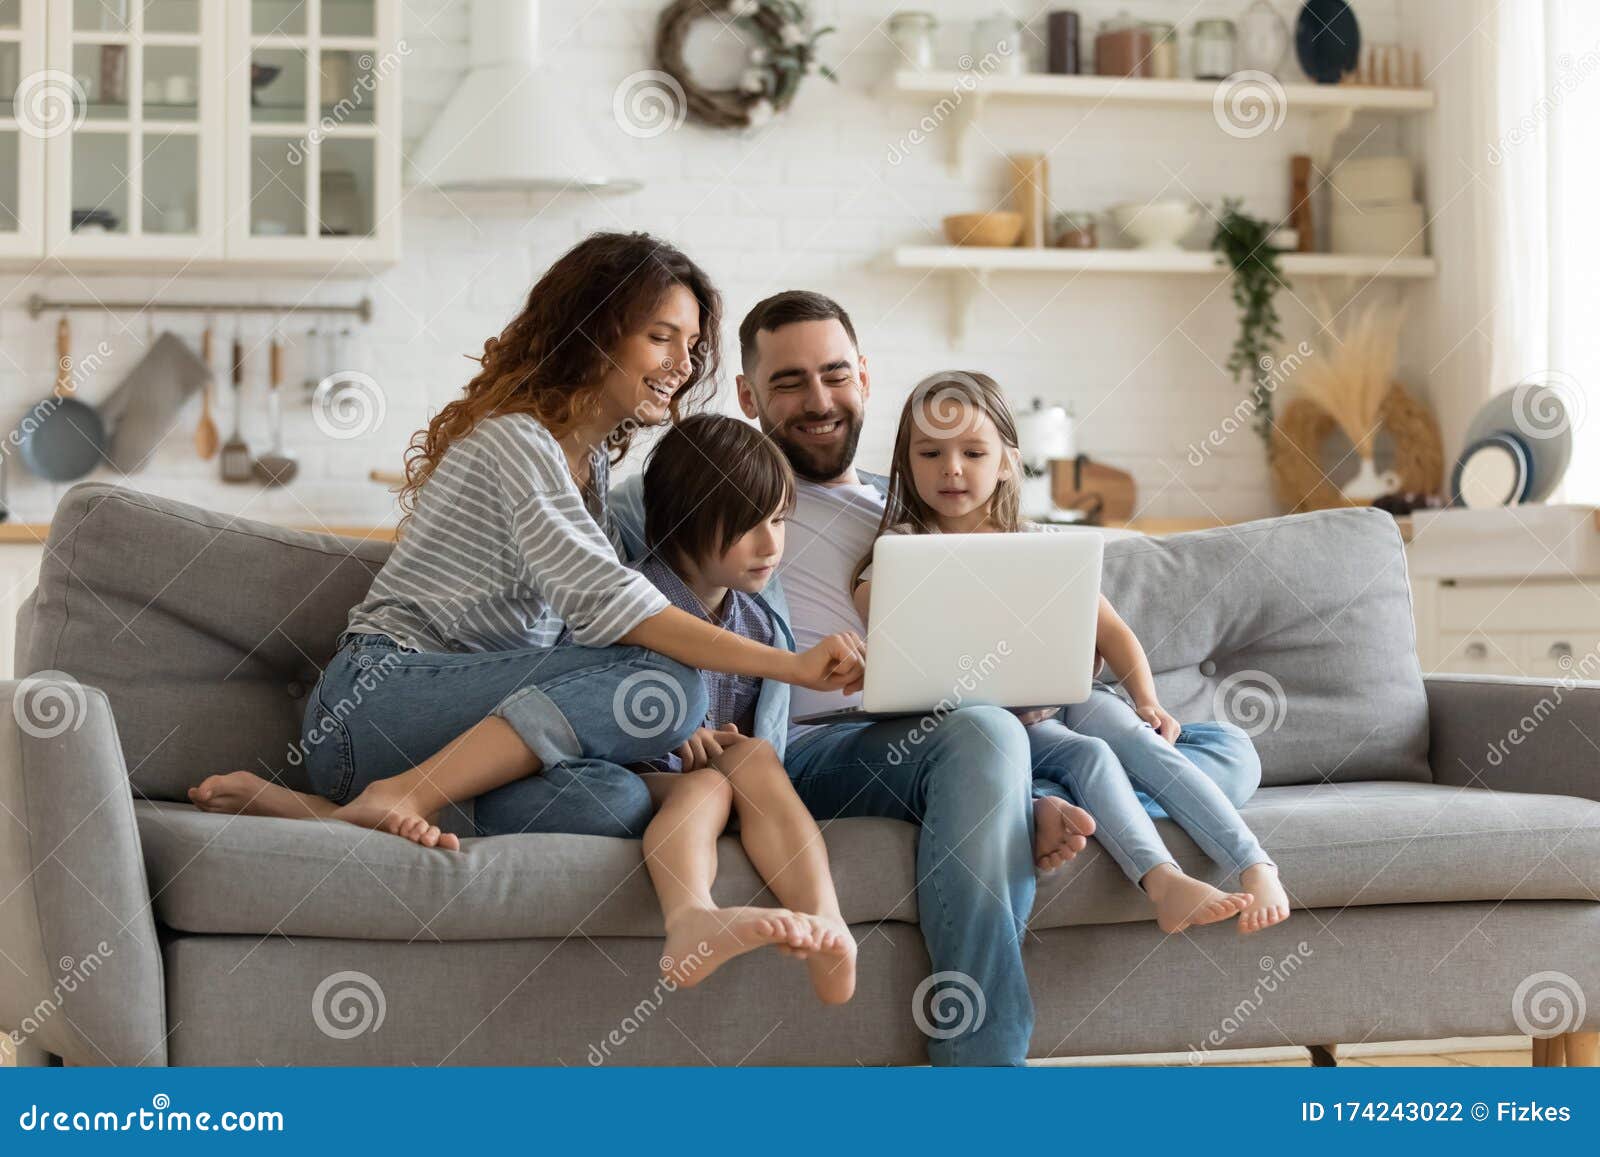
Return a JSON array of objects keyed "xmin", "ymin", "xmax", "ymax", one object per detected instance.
[
  {"xmin": 655, "ymin": 0, "xmax": 836, "ymax": 130},
  {"xmin": 1270, "ymin": 384, "xmax": 1444, "ymax": 513}
]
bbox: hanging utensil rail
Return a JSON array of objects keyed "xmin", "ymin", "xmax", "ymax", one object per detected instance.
[{"xmin": 25, "ymin": 294, "xmax": 373, "ymax": 323}]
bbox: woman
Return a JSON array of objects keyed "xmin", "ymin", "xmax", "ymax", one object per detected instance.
[{"xmin": 190, "ymin": 232, "xmax": 864, "ymax": 854}]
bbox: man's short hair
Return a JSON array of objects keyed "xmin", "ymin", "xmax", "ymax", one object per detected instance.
[{"xmin": 738, "ymin": 290, "xmax": 859, "ymax": 374}]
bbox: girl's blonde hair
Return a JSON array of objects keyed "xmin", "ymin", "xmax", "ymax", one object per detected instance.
[{"xmin": 850, "ymin": 371, "xmax": 1022, "ymax": 589}]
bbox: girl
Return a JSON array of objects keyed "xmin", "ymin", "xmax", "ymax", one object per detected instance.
[
  {"xmin": 629, "ymin": 413, "xmax": 856, "ymax": 1002},
  {"xmin": 188, "ymin": 231, "xmax": 864, "ymax": 860},
  {"xmin": 850, "ymin": 372, "xmax": 1290, "ymax": 936}
]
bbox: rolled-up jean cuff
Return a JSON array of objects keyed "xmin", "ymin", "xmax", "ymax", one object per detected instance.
[{"xmin": 494, "ymin": 685, "xmax": 583, "ymax": 768}]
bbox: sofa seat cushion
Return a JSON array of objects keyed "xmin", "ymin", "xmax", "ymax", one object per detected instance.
[{"xmin": 137, "ymin": 781, "xmax": 1600, "ymax": 941}]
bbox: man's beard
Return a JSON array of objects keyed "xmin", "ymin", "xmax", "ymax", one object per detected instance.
[{"xmin": 770, "ymin": 412, "xmax": 863, "ymax": 483}]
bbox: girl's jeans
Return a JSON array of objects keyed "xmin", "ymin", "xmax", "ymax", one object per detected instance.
[
  {"xmin": 300, "ymin": 633, "xmax": 706, "ymax": 838},
  {"xmin": 1030, "ymin": 687, "xmax": 1272, "ymax": 885}
]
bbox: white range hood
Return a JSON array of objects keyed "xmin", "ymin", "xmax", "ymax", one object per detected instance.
[{"xmin": 409, "ymin": 0, "xmax": 639, "ymax": 194}]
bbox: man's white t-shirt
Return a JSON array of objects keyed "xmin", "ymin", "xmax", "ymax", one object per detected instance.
[{"xmin": 777, "ymin": 476, "xmax": 886, "ymax": 743}]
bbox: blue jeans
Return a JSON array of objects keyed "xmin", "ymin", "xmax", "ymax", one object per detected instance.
[
  {"xmin": 301, "ymin": 633, "xmax": 706, "ymax": 838},
  {"xmin": 785, "ymin": 706, "xmax": 1035, "ymax": 1067},
  {"xmin": 1031, "ymin": 689, "xmax": 1270, "ymax": 885}
]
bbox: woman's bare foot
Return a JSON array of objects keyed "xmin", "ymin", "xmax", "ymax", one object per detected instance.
[
  {"xmin": 660, "ymin": 906, "xmax": 809, "ymax": 987},
  {"xmin": 1034, "ymin": 796, "xmax": 1095, "ymax": 873},
  {"xmin": 1143, "ymin": 864, "xmax": 1252, "ymax": 933},
  {"xmin": 801, "ymin": 914, "xmax": 857, "ymax": 1005},
  {"xmin": 1237, "ymin": 863, "xmax": 1291, "ymax": 934},
  {"xmin": 188, "ymin": 770, "xmax": 337, "ymax": 820},
  {"xmin": 332, "ymin": 777, "xmax": 461, "ymax": 851}
]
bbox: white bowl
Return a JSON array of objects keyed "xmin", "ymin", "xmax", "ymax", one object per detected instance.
[{"xmin": 1111, "ymin": 200, "xmax": 1200, "ymax": 250}]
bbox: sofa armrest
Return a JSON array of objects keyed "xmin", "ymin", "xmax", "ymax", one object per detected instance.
[
  {"xmin": 1427, "ymin": 673, "xmax": 1600, "ymax": 801},
  {"xmin": 0, "ymin": 678, "xmax": 166, "ymax": 1065}
]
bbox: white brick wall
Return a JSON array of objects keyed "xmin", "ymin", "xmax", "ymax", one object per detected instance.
[{"xmin": 0, "ymin": 0, "xmax": 1411, "ymax": 529}]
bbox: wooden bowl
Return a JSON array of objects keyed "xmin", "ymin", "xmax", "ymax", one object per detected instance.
[{"xmin": 943, "ymin": 211, "xmax": 1024, "ymax": 247}]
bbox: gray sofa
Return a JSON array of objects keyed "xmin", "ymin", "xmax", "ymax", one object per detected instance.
[{"xmin": 2, "ymin": 483, "xmax": 1597, "ymax": 1067}]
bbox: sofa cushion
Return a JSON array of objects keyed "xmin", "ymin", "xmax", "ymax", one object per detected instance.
[
  {"xmin": 1102, "ymin": 508, "xmax": 1429, "ymax": 787},
  {"xmin": 136, "ymin": 781, "xmax": 1600, "ymax": 940},
  {"xmin": 23, "ymin": 484, "xmax": 392, "ymax": 801}
]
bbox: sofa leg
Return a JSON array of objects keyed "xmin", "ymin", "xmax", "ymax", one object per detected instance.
[
  {"xmin": 2, "ymin": 1030, "xmax": 59, "ymax": 1067},
  {"xmin": 1533, "ymin": 1035, "xmax": 1567, "ymax": 1067},
  {"xmin": 1563, "ymin": 1032, "xmax": 1598, "ymax": 1067},
  {"xmin": 1307, "ymin": 1045, "xmax": 1339, "ymax": 1067}
]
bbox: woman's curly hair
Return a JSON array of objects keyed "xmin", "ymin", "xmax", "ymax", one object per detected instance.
[{"xmin": 400, "ymin": 231, "xmax": 723, "ymax": 515}]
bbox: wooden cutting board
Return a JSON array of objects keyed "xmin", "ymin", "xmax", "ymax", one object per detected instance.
[{"xmin": 1051, "ymin": 455, "xmax": 1137, "ymax": 523}]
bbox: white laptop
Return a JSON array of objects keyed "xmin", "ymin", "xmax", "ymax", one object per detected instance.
[{"xmin": 792, "ymin": 531, "xmax": 1104, "ymax": 725}]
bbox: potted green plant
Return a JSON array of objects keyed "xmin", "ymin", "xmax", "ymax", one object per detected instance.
[{"xmin": 1212, "ymin": 200, "xmax": 1289, "ymax": 441}]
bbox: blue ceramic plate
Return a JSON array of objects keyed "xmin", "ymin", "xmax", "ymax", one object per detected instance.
[
  {"xmin": 1451, "ymin": 434, "xmax": 1530, "ymax": 509},
  {"xmin": 1296, "ymin": 0, "xmax": 1361, "ymax": 84}
]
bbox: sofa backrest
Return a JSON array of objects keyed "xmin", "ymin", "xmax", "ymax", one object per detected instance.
[
  {"xmin": 1102, "ymin": 507, "xmax": 1430, "ymax": 787},
  {"xmin": 21, "ymin": 484, "xmax": 391, "ymax": 801}
]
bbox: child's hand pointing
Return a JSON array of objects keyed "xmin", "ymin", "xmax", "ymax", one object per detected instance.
[{"xmin": 792, "ymin": 632, "xmax": 866, "ymax": 694}]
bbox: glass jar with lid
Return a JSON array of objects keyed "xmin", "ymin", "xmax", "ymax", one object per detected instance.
[
  {"xmin": 888, "ymin": 11, "xmax": 938, "ymax": 72},
  {"xmin": 1053, "ymin": 211, "xmax": 1099, "ymax": 249},
  {"xmin": 1143, "ymin": 21, "xmax": 1179, "ymax": 79},
  {"xmin": 1095, "ymin": 10, "xmax": 1152, "ymax": 78},
  {"xmin": 1193, "ymin": 18, "xmax": 1237, "ymax": 80}
]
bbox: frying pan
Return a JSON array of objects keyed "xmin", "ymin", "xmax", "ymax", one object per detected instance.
[{"xmin": 17, "ymin": 317, "xmax": 110, "ymax": 482}]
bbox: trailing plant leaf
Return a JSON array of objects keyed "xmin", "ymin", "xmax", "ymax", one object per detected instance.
[{"xmin": 1211, "ymin": 199, "xmax": 1288, "ymax": 441}]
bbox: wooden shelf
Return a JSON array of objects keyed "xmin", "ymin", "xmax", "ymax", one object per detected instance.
[
  {"xmin": 886, "ymin": 70, "xmax": 1433, "ymax": 171},
  {"xmin": 890, "ymin": 246, "xmax": 1438, "ymax": 343}
]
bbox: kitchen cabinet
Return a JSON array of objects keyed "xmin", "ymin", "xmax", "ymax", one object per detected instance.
[
  {"xmin": 0, "ymin": 0, "xmax": 46, "ymax": 258},
  {"xmin": 1, "ymin": 0, "xmax": 399, "ymax": 271},
  {"xmin": 44, "ymin": 0, "xmax": 226, "ymax": 260},
  {"xmin": 226, "ymin": 0, "xmax": 401, "ymax": 267}
]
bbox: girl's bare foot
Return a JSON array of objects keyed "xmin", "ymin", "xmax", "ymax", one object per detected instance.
[
  {"xmin": 1143, "ymin": 864, "xmax": 1252, "ymax": 933},
  {"xmin": 1034, "ymin": 796, "xmax": 1095, "ymax": 872},
  {"xmin": 660, "ymin": 906, "xmax": 809, "ymax": 987},
  {"xmin": 332, "ymin": 777, "xmax": 461, "ymax": 851},
  {"xmin": 1237, "ymin": 863, "xmax": 1291, "ymax": 934},
  {"xmin": 188, "ymin": 770, "xmax": 337, "ymax": 820},
  {"xmin": 801, "ymin": 914, "xmax": 857, "ymax": 1005}
]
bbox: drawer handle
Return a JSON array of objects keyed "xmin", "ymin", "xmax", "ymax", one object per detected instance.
[{"xmin": 1463, "ymin": 641, "xmax": 1488, "ymax": 660}]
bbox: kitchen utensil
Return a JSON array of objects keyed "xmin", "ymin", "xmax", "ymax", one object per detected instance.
[
  {"xmin": 252, "ymin": 333, "xmax": 299, "ymax": 486},
  {"xmin": 194, "ymin": 324, "xmax": 219, "ymax": 459},
  {"xmin": 220, "ymin": 333, "xmax": 253, "ymax": 483},
  {"xmin": 1290, "ymin": 155, "xmax": 1315, "ymax": 252},
  {"xmin": 101, "ymin": 332, "xmax": 212, "ymax": 473},
  {"xmin": 1111, "ymin": 199, "xmax": 1200, "ymax": 250},
  {"xmin": 942, "ymin": 211, "xmax": 1024, "ymax": 247},
  {"xmin": 1238, "ymin": 0, "xmax": 1290, "ymax": 75},
  {"xmin": 1296, "ymin": 0, "xmax": 1360, "ymax": 84},
  {"xmin": 1452, "ymin": 435, "xmax": 1530, "ymax": 509},
  {"xmin": 1052, "ymin": 455, "xmax": 1136, "ymax": 523},
  {"xmin": 1009, "ymin": 154, "xmax": 1048, "ymax": 248},
  {"xmin": 1461, "ymin": 381, "xmax": 1576, "ymax": 504},
  {"xmin": 17, "ymin": 317, "xmax": 110, "ymax": 483}
]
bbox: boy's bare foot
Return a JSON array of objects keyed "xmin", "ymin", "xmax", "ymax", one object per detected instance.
[
  {"xmin": 1143, "ymin": 865, "xmax": 1252, "ymax": 933},
  {"xmin": 1033, "ymin": 796, "xmax": 1095, "ymax": 873},
  {"xmin": 188, "ymin": 770, "xmax": 337, "ymax": 820},
  {"xmin": 1237, "ymin": 863, "xmax": 1291, "ymax": 934},
  {"xmin": 801, "ymin": 914, "xmax": 857, "ymax": 1005},
  {"xmin": 660, "ymin": 906, "xmax": 808, "ymax": 987},
  {"xmin": 332, "ymin": 777, "xmax": 461, "ymax": 851}
]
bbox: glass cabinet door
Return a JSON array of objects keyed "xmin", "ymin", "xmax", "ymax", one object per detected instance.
[
  {"xmin": 0, "ymin": 0, "xmax": 45, "ymax": 256},
  {"xmin": 237, "ymin": 0, "xmax": 392, "ymax": 257},
  {"xmin": 46, "ymin": 0, "xmax": 219, "ymax": 254}
]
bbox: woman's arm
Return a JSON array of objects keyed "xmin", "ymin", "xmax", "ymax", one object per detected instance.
[
  {"xmin": 621, "ymin": 607, "xmax": 864, "ymax": 694},
  {"xmin": 1094, "ymin": 594, "xmax": 1179, "ymax": 741}
]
